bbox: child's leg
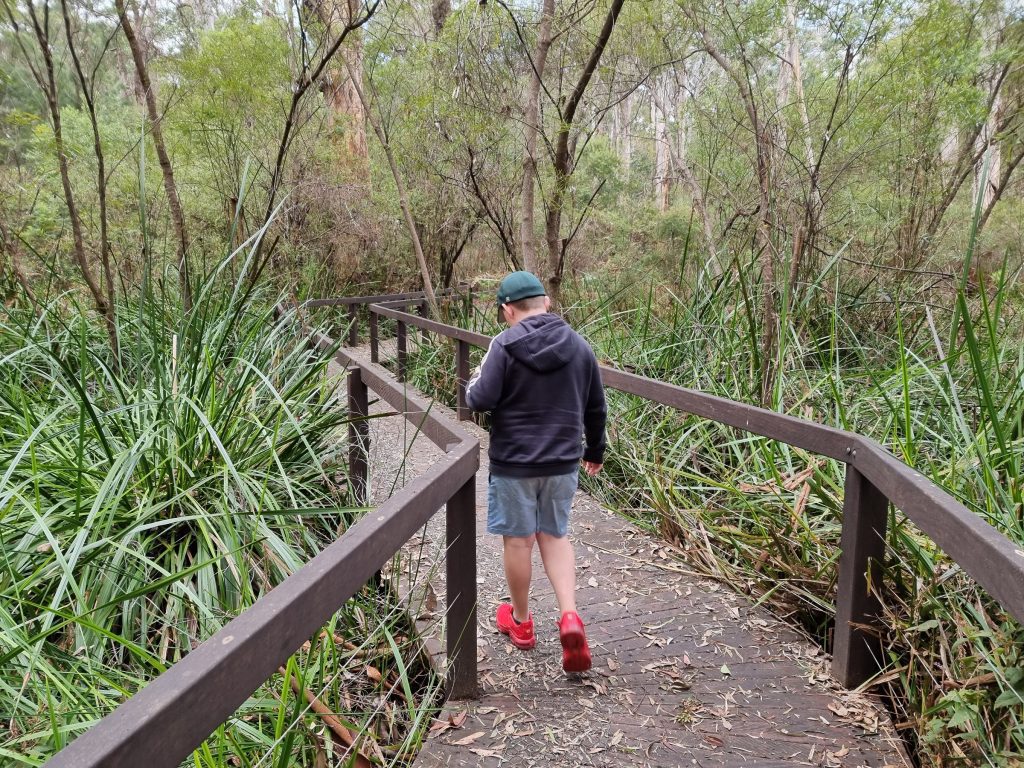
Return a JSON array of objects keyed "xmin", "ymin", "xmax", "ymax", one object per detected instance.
[
  {"xmin": 536, "ymin": 531, "xmax": 577, "ymax": 616},
  {"xmin": 503, "ymin": 534, "xmax": 536, "ymax": 622}
]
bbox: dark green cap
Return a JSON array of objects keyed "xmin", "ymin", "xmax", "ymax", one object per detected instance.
[{"xmin": 496, "ymin": 271, "xmax": 546, "ymax": 306}]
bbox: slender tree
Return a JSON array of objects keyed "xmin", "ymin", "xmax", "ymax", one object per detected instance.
[
  {"xmin": 115, "ymin": 0, "xmax": 193, "ymax": 313},
  {"xmin": 3, "ymin": 0, "xmax": 120, "ymax": 355},
  {"xmin": 519, "ymin": 0, "xmax": 554, "ymax": 273},
  {"xmin": 61, "ymin": 0, "xmax": 118, "ymax": 331},
  {"xmin": 542, "ymin": 0, "xmax": 627, "ymax": 304},
  {"xmin": 343, "ymin": 58, "xmax": 439, "ymax": 311}
]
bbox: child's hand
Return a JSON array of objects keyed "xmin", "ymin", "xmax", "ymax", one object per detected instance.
[{"xmin": 581, "ymin": 460, "xmax": 602, "ymax": 476}]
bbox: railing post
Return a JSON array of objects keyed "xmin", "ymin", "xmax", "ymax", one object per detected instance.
[
  {"xmin": 834, "ymin": 462, "xmax": 888, "ymax": 688},
  {"xmin": 370, "ymin": 309, "xmax": 379, "ymax": 363},
  {"xmin": 446, "ymin": 476, "xmax": 477, "ymax": 699},
  {"xmin": 417, "ymin": 298, "xmax": 428, "ymax": 341},
  {"xmin": 397, "ymin": 320, "xmax": 407, "ymax": 381},
  {"xmin": 456, "ymin": 340, "xmax": 471, "ymax": 420},
  {"xmin": 347, "ymin": 304, "xmax": 358, "ymax": 347},
  {"xmin": 347, "ymin": 366, "xmax": 369, "ymax": 505}
]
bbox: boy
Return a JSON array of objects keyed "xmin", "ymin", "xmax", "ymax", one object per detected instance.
[{"xmin": 465, "ymin": 271, "xmax": 606, "ymax": 672}]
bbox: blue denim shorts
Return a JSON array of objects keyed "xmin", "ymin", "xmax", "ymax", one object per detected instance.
[{"xmin": 487, "ymin": 471, "xmax": 579, "ymax": 537}]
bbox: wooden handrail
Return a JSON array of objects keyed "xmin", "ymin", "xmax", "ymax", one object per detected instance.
[
  {"xmin": 43, "ymin": 298, "xmax": 480, "ymax": 768},
  {"xmin": 304, "ymin": 285, "xmax": 472, "ymax": 348},
  {"xmin": 365, "ymin": 299, "xmax": 1024, "ymax": 688}
]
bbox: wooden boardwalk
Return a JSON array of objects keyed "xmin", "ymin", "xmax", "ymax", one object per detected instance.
[{"xmin": 342, "ymin": 347, "xmax": 910, "ymax": 767}]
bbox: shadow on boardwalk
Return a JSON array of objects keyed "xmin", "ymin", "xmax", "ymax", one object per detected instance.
[{"xmin": 340, "ymin": 347, "xmax": 910, "ymax": 768}]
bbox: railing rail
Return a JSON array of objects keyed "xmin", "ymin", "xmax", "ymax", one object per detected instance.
[
  {"xmin": 307, "ymin": 285, "xmax": 472, "ymax": 346},
  {"xmin": 366, "ymin": 297, "xmax": 1024, "ymax": 688},
  {"xmin": 43, "ymin": 296, "xmax": 480, "ymax": 768}
]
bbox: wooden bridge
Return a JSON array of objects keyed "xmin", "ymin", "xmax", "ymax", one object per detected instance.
[{"xmin": 42, "ymin": 288, "xmax": 1024, "ymax": 767}]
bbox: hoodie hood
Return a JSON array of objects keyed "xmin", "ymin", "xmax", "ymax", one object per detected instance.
[{"xmin": 502, "ymin": 314, "xmax": 577, "ymax": 373}]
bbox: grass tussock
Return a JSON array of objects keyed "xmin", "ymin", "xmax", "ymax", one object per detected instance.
[{"xmin": 0, "ymin": 259, "xmax": 440, "ymax": 765}]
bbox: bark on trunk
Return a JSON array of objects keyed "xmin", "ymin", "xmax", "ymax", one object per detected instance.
[
  {"xmin": 652, "ymin": 73, "xmax": 672, "ymax": 211},
  {"xmin": 519, "ymin": 0, "xmax": 554, "ymax": 274},
  {"xmin": 780, "ymin": 2, "xmax": 815, "ymax": 186},
  {"xmin": 616, "ymin": 93, "xmax": 632, "ymax": 180},
  {"xmin": 776, "ymin": 0, "xmax": 818, "ymax": 307},
  {"xmin": 431, "ymin": 0, "xmax": 450, "ymax": 35},
  {"xmin": 116, "ymin": 0, "xmax": 192, "ymax": 313},
  {"xmin": 543, "ymin": 0, "xmax": 626, "ymax": 305},
  {"xmin": 323, "ymin": 0, "xmax": 369, "ymax": 180},
  {"xmin": 975, "ymin": 17, "xmax": 1002, "ymax": 213}
]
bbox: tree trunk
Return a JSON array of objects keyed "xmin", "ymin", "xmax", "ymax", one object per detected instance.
[
  {"xmin": 697, "ymin": 26, "xmax": 778, "ymax": 405},
  {"xmin": 431, "ymin": 0, "xmax": 450, "ymax": 35},
  {"xmin": 777, "ymin": 0, "xmax": 819, "ymax": 306},
  {"xmin": 974, "ymin": 13, "xmax": 1002, "ymax": 212},
  {"xmin": 616, "ymin": 92, "xmax": 632, "ymax": 180},
  {"xmin": 781, "ymin": 2, "xmax": 815, "ymax": 186},
  {"xmin": 322, "ymin": 0, "xmax": 369, "ymax": 181},
  {"xmin": 344, "ymin": 59, "xmax": 438, "ymax": 313},
  {"xmin": 519, "ymin": 0, "xmax": 554, "ymax": 274},
  {"xmin": 62, "ymin": 0, "xmax": 117, "ymax": 350},
  {"xmin": 116, "ymin": 0, "xmax": 192, "ymax": 314},
  {"xmin": 17, "ymin": 0, "xmax": 119, "ymax": 355},
  {"xmin": 652, "ymin": 72, "xmax": 672, "ymax": 211},
  {"xmin": 543, "ymin": 0, "xmax": 626, "ymax": 305}
]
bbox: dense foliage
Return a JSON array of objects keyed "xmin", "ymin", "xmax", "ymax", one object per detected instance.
[{"xmin": 2, "ymin": 0, "xmax": 1023, "ymax": 763}]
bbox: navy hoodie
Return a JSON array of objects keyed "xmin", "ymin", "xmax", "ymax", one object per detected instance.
[{"xmin": 465, "ymin": 313, "xmax": 606, "ymax": 477}]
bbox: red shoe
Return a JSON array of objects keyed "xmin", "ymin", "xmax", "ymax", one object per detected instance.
[
  {"xmin": 496, "ymin": 603, "xmax": 536, "ymax": 650},
  {"xmin": 558, "ymin": 611, "xmax": 592, "ymax": 672}
]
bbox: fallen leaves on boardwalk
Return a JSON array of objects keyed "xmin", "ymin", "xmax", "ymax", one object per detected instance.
[{"xmin": 346, "ymin": 358, "xmax": 910, "ymax": 767}]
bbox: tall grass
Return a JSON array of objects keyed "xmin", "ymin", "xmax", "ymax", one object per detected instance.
[{"xmin": 0, "ymin": 255, "xmax": 441, "ymax": 764}]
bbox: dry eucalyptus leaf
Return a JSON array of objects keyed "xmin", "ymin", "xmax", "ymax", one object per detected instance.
[
  {"xmin": 828, "ymin": 702, "xmax": 849, "ymax": 718},
  {"xmin": 469, "ymin": 748, "xmax": 501, "ymax": 758},
  {"xmin": 451, "ymin": 731, "xmax": 486, "ymax": 746}
]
